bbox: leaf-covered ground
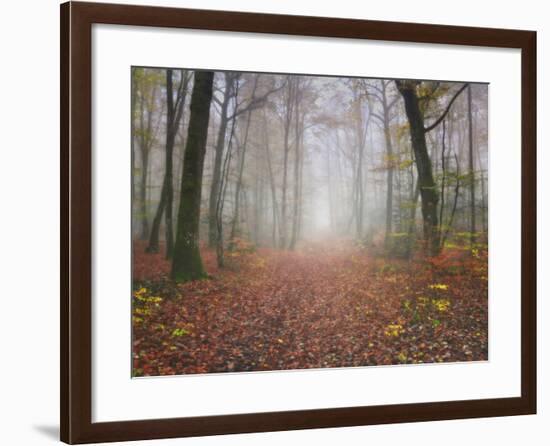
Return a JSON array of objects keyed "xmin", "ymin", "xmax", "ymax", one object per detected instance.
[{"xmin": 132, "ymin": 239, "xmax": 488, "ymax": 376}]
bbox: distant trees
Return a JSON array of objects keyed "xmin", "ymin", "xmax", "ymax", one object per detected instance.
[
  {"xmin": 347, "ymin": 80, "xmax": 369, "ymax": 240},
  {"xmin": 132, "ymin": 68, "xmax": 162, "ymax": 240},
  {"xmin": 365, "ymin": 80, "xmax": 399, "ymax": 248},
  {"xmin": 132, "ymin": 68, "xmax": 488, "ymax": 282}
]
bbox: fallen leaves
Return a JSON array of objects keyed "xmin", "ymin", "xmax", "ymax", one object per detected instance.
[{"xmin": 131, "ymin": 239, "xmax": 488, "ymax": 376}]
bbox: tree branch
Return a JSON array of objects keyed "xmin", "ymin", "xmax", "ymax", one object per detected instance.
[{"xmin": 424, "ymin": 83, "xmax": 468, "ymax": 133}]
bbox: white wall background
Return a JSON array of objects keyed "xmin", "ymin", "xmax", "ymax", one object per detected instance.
[{"xmin": 0, "ymin": 0, "xmax": 546, "ymax": 444}]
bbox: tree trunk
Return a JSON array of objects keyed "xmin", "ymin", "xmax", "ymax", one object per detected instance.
[
  {"xmin": 356, "ymin": 147, "xmax": 364, "ymax": 239},
  {"xmin": 229, "ymin": 110, "xmax": 254, "ymax": 246},
  {"xmin": 480, "ymin": 170, "xmax": 487, "ymax": 233},
  {"xmin": 263, "ymin": 111, "xmax": 280, "ymax": 247},
  {"xmin": 208, "ymin": 74, "xmax": 234, "ymax": 247},
  {"xmin": 131, "ymin": 69, "xmax": 138, "ymax": 237},
  {"xmin": 147, "ymin": 177, "xmax": 168, "ymax": 253},
  {"xmin": 137, "ymin": 88, "xmax": 151, "ymax": 241},
  {"xmin": 171, "ymin": 71, "xmax": 214, "ymax": 282},
  {"xmin": 395, "ymin": 80, "xmax": 440, "ymax": 256},
  {"xmin": 382, "ymin": 95, "xmax": 394, "ymax": 247},
  {"xmin": 406, "ymin": 179, "xmax": 420, "ymax": 259},
  {"xmin": 438, "ymin": 119, "xmax": 447, "ymax": 243},
  {"xmin": 289, "ymin": 81, "xmax": 303, "ymax": 250},
  {"xmin": 280, "ymin": 78, "xmax": 295, "ymax": 249},
  {"xmin": 214, "ymin": 103, "xmax": 238, "ymax": 268},
  {"xmin": 467, "ymin": 85, "xmax": 476, "ymax": 248},
  {"xmin": 147, "ymin": 70, "xmax": 186, "ymax": 256},
  {"xmin": 440, "ymin": 151, "xmax": 460, "ymax": 248}
]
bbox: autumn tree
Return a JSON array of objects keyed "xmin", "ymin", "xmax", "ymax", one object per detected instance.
[
  {"xmin": 467, "ymin": 84, "xmax": 476, "ymax": 248},
  {"xmin": 208, "ymin": 73, "xmax": 238, "ymax": 247},
  {"xmin": 147, "ymin": 69, "xmax": 189, "ymax": 256},
  {"xmin": 133, "ymin": 68, "xmax": 162, "ymax": 240},
  {"xmin": 365, "ymin": 80, "xmax": 400, "ymax": 248},
  {"xmin": 229, "ymin": 75, "xmax": 260, "ymax": 247},
  {"xmin": 171, "ymin": 71, "xmax": 215, "ymax": 282},
  {"xmin": 395, "ymin": 80, "xmax": 467, "ymax": 256}
]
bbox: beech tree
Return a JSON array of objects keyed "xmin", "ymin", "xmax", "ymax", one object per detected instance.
[
  {"xmin": 395, "ymin": 80, "xmax": 467, "ymax": 255},
  {"xmin": 147, "ymin": 69, "xmax": 189, "ymax": 256},
  {"xmin": 171, "ymin": 71, "xmax": 215, "ymax": 282}
]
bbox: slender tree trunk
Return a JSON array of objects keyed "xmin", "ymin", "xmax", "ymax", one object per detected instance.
[
  {"xmin": 396, "ymin": 162, "xmax": 403, "ymax": 232},
  {"xmin": 280, "ymin": 78, "xmax": 294, "ymax": 249},
  {"xmin": 253, "ymin": 156, "xmax": 261, "ymax": 245},
  {"xmin": 327, "ymin": 147, "xmax": 335, "ymax": 232},
  {"xmin": 468, "ymin": 85, "xmax": 476, "ymax": 247},
  {"xmin": 147, "ymin": 70, "xmax": 186, "ymax": 256},
  {"xmin": 229, "ymin": 110, "xmax": 254, "ymax": 245},
  {"xmin": 289, "ymin": 82, "xmax": 303, "ymax": 250},
  {"xmin": 165, "ymin": 70, "xmax": 189, "ymax": 259},
  {"xmin": 480, "ymin": 170, "xmax": 487, "ymax": 233},
  {"xmin": 406, "ymin": 179, "xmax": 420, "ymax": 259},
  {"xmin": 208, "ymin": 74, "xmax": 234, "ymax": 247},
  {"xmin": 214, "ymin": 102, "xmax": 238, "ymax": 268},
  {"xmin": 171, "ymin": 71, "xmax": 214, "ymax": 282},
  {"xmin": 147, "ymin": 178, "xmax": 167, "ymax": 253},
  {"xmin": 440, "ymin": 152, "xmax": 460, "ymax": 248},
  {"xmin": 264, "ymin": 114, "xmax": 280, "ymax": 247},
  {"xmin": 131, "ymin": 69, "xmax": 138, "ymax": 237},
  {"xmin": 137, "ymin": 90, "xmax": 151, "ymax": 241},
  {"xmin": 438, "ymin": 119, "xmax": 447, "ymax": 248},
  {"xmin": 139, "ymin": 149, "xmax": 150, "ymax": 240},
  {"xmin": 164, "ymin": 160, "xmax": 175, "ymax": 256},
  {"xmin": 356, "ymin": 147, "xmax": 364, "ymax": 239},
  {"xmin": 229, "ymin": 77, "xmax": 259, "ymax": 247},
  {"xmin": 382, "ymin": 92, "xmax": 395, "ymax": 247}
]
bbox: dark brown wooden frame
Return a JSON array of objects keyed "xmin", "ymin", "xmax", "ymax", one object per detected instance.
[{"xmin": 60, "ymin": 1, "xmax": 536, "ymax": 443}]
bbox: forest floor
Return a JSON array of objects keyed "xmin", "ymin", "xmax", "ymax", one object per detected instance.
[{"xmin": 132, "ymin": 238, "xmax": 488, "ymax": 376}]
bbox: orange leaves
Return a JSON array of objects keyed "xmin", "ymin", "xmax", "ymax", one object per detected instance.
[{"xmin": 132, "ymin": 239, "xmax": 488, "ymax": 376}]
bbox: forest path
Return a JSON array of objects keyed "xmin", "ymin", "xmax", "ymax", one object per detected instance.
[{"xmin": 132, "ymin": 239, "xmax": 488, "ymax": 375}]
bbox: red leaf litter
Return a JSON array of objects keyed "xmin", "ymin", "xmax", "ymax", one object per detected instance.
[{"xmin": 131, "ymin": 239, "xmax": 488, "ymax": 376}]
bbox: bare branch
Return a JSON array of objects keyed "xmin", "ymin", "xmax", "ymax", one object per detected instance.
[{"xmin": 424, "ymin": 83, "xmax": 468, "ymax": 133}]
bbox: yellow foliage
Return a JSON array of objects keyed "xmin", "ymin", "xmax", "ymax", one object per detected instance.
[
  {"xmin": 133, "ymin": 287, "xmax": 147, "ymax": 297},
  {"xmin": 385, "ymin": 324, "xmax": 405, "ymax": 337},
  {"xmin": 134, "ymin": 307, "xmax": 151, "ymax": 316},
  {"xmin": 171, "ymin": 328, "xmax": 190, "ymax": 337},
  {"xmin": 133, "ymin": 287, "xmax": 163, "ymax": 303},
  {"xmin": 429, "ymin": 283, "xmax": 449, "ymax": 290},
  {"xmin": 431, "ymin": 298, "xmax": 451, "ymax": 312}
]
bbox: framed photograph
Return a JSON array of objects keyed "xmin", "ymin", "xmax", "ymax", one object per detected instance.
[{"xmin": 60, "ymin": 1, "xmax": 536, "ymax": 443}]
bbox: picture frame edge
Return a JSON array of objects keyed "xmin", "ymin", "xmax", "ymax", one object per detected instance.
[{"xmin": 60, "ymin": 2, "xmax": 537, "ymax": 443}]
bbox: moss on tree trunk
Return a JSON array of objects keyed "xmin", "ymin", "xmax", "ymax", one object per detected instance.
[
  {"xmin": 171, "ymin": 71, "xmax": 214, "ymax": 282},
  {"xmin": 396, "ymin": 80, "xmax": 441, "ymax": 256}
]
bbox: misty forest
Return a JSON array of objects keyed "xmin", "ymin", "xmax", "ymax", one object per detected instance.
[{"xmin": 131, "ymin": 68, "xmax": 488, "ymax": 376}]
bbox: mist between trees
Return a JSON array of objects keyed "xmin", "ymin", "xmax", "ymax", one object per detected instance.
[{"xmin": 132, "ymin": 68, "xmax": 488, "ymax": 283}]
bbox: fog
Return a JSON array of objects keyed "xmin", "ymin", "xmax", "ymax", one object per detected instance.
[{"xmin": 132, "ymin": 68, "xmax": 488, "ymax": 260}]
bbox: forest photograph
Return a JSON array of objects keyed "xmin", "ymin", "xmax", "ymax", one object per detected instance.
[{"xmin": 131, "ymin": 67, "xmax": 488, "ymax": 377}]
